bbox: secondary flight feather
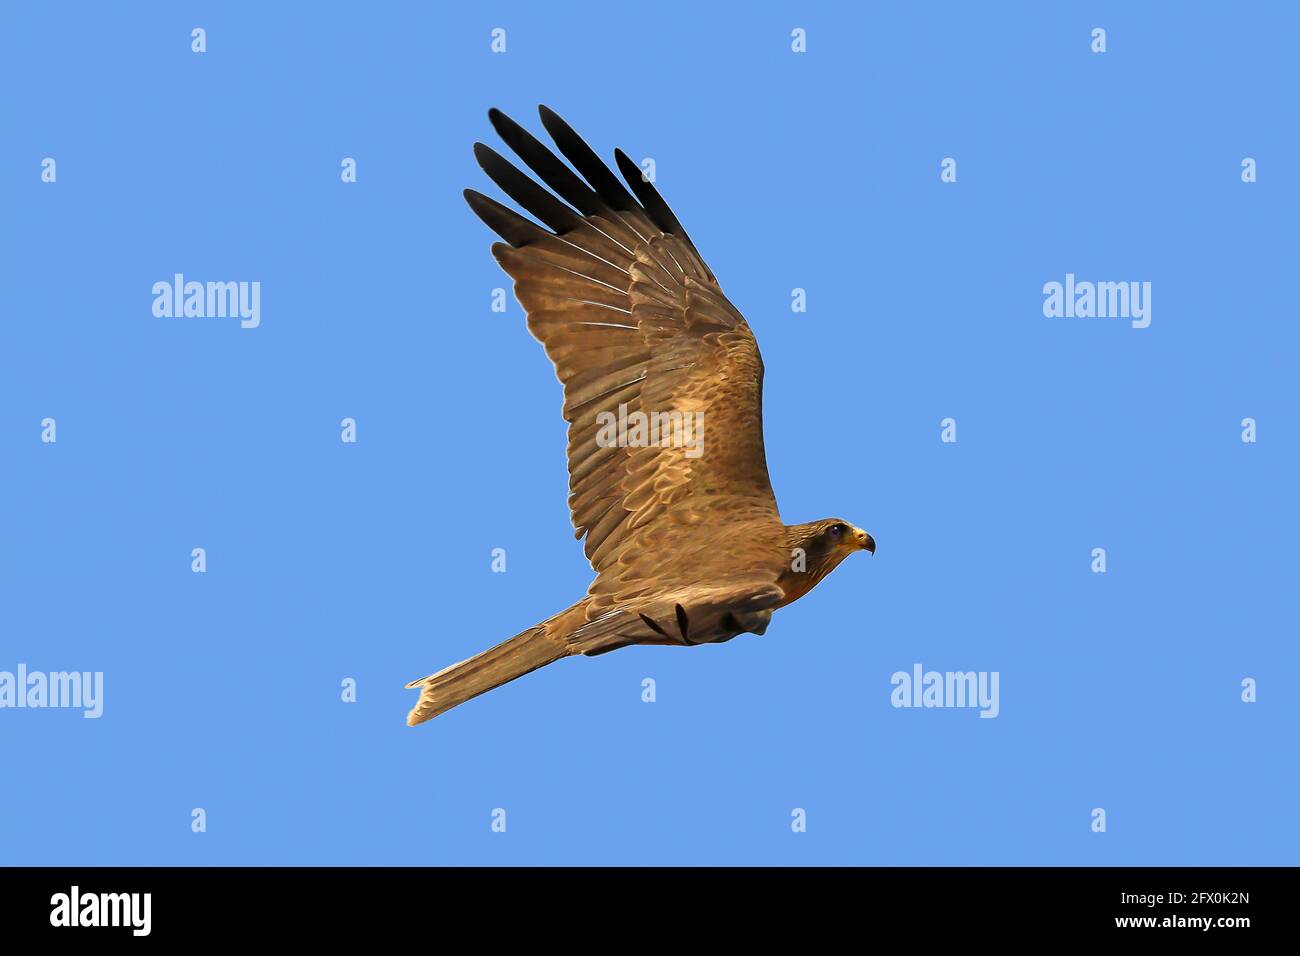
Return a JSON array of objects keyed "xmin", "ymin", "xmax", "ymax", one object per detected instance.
[{"xmin": 406, "ymin": 107, "xmax": 875, "ymax": 725}]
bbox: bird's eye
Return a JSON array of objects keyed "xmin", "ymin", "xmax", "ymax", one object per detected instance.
[{"xmin": 828, "ymin": 524, "xmax": 845, "ymax": 537}]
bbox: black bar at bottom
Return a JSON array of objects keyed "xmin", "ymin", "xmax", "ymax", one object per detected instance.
[{"xmin": 0, "ymin": 866, "xmax": 1281, "ymax": 940}]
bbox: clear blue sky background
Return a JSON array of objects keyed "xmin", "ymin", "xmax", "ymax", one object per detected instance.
[{"xmin": 1, "ymin": 2, "xmax": 1295, "ymax": 865}]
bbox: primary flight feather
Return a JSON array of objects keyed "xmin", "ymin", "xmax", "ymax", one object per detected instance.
[{"xmin": 405, "ymin": 107, "xmax": 874, "ymax": 725}]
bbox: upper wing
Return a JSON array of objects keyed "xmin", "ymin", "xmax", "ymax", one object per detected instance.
[{"xmin": 466, "ymin": 108, "xmax": 786, "ymax": 613}]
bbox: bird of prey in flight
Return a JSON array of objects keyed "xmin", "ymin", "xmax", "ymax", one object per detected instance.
[{"xmin": 405, "ymin": 107, "xmax": 875, "ymax": 725}]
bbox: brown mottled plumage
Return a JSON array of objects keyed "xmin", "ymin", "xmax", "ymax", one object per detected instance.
[{"xmin": 405, "ymin": 107, "xmax": 874, "ymax": 725}]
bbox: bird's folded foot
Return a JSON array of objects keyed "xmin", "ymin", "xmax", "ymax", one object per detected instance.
[
  {"xmin": 637, "ymin": 606, "xmax": 696, "ymax": 645},
  {"xmin": 674, "ymin": 604, "xmax": 694, "ymax": 645}
]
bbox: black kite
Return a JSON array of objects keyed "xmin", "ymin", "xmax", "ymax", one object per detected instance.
[{"xmin": 406, "ymin": 108, "xmax": 874, "ymax": 725}]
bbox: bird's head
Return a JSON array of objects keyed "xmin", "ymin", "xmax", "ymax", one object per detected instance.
[
  {"xmin": 776, "ymin": 518, "xmax": 875, "ymax": 607},
  {"xmin": 802, "ymin": 518, "xmax": 875, "ymax": 558}
]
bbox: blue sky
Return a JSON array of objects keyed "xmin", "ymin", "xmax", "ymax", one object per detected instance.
[{"xmin": 1, "ymin": 1, "xmax": 1295, "ymax": 865}]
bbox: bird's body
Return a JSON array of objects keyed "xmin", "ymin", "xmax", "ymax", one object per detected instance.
[{"xmin": 406, "ymin": 108, "xmax": 874, "ymax": 726}]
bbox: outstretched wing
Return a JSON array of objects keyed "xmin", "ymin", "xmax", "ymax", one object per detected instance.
[{"xmin": 466, "ymin": 107, "xmax": 786, "ymax": 614}]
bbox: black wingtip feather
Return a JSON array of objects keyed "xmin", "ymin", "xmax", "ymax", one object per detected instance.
[
  {"xmin": 464, "ymin": 188, "xmax": 550, "ymax": 247},
  {"xmin": 473, "ymin": 106, "xmax": 707, "ymax": 267},
  {"xmin": 614, "ymin": 148, "xmax": 689, "ymax": 239},
  {"xmin": 488, "ymin": 108, "xmax": 605, "ymax": 217},
  {"xmin": 473, "ymin": 142, "xmax": 583, "ymax": 235},
  {"xmin": 537, "ymin": 105, "xmax": 638, "ymax": 211}
]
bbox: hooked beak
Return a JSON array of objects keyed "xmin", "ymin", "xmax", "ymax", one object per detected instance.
[{"xmin": 855, "ymin": 529, "xmax": 876, "ymax": 555}]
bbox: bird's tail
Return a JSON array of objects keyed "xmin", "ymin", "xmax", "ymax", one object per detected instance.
[{"xmin": 404, "ymin": 616, "xmax": 573, "ymax": 726}]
